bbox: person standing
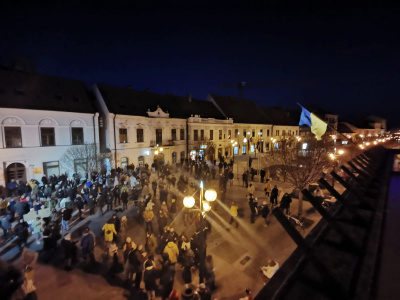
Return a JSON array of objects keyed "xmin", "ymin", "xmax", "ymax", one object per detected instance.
[
  {"xmin": 102, "ymin": 219, "xmax": 117, "ymax": 246},
  {"xmin": 229, "ymin": 202, "xmax": 239, "ymax": 228},
  {"xmin": 143, "ymin": 207, "xmax": 154, "ymax": 234},
  {"xmin": 121, "ymin": 189, "xmax": 128, "ymax": 210},
  {"xmin": 74, "ymin": 194, "xmax": 84, "ymax": 220},
  {"xmin": 61, "ymin": 208, "xmax": 71, "ymax": 232},
  {"xmin": 270, "ymin": 185, "xmax": 278, "ymax": 206},
  {"xmin": 119, "ymin": 216, "xmax": 128, "ymax": 248},
  {"xmin": 205, "ymin": 255, "xmax": 216, "ymax": 291},
  {"xmin": 62, "ymin": 233, "xmax": 77, "ymax": 270},
  {"xmin": 248, "ymin": 183, "xmax": 255, "ymax": 197},
  {"xmin": 145, "ymin": 232, "xmax": 157, "ymax": 258},
  {"xmin": 280, "ymin": 193, "xmax": 292, "ymax": 215},
  {"xmin": 163, "ymin": 240, "xmax": 179, "ymax": 265},
  {"xmin": 261, "ymin": 201, "xmax": 271, "ymax": 227},
  {"xmin": 81, "ymin": 228, "xmax": 95, "ymax": 263},
  {"xmin": 88, "ymin": 195, "xmax": 96, "ymax": 215},
  {"xmin": 248, "ymin": 196, "xmax": 257, "ymax": 224},
  {"xmin": 264, "ymin": 180, "xmax": 271, "ymax": 198},
  {"xmin": 0, "ymin": 214, "xmax": 12, "ymax": 240},
  {"xmin": 113, "ymin": 185, "xmax": 121, "ymax": 207},
  {"xmin": 14, "ymin": 218, "xmax": 29, "ymax": 251},
  {"xmin": 143, "ymin": 259, "xmax": 157, "ymax": 299},
  {"xmin": 157, "ymin": 210, "xmax": 168, "ymax": 236},
  {"xmin": 106, "ymin": 191, "xmax": 114, "ymax": 212}
]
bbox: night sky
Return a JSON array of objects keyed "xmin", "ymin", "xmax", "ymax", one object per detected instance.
[{"xmin": 1, "ymin": 1, "xmax": 399, "ymax": 127}]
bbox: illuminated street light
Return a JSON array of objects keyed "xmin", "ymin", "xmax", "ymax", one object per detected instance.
[
  {"xmin": 160, "ymin": 147, "xmax": 163, "ymax": 151},
  {"xmin": 204, "ymin": 189, "xmax": 217, "ymax": 202},
  {"xmin": 243, "ymin": 138, "xmax": 247, "ymax": 143},
  {"xmin": 183, "ymin": 196, "xmax": 195, "ymax": 208},
  {"xmin": 203, "ymin": 201, "xmax": 211, "ymax": 212},
  {"xmin": 338, "ymin": 150, "xmax": 344, "ymax": 155},
  {"xmin": 155, "ymin": 150, "xmax": 159, "ymax": 155}
]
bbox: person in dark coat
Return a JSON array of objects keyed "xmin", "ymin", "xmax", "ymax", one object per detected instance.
[
  {"xmin": 280, "ymin": 193, "xmax": 292, "ymax": 215},
  {"xmin": 74, "ymin": 195, "xmax": 84, "ymax": 219},
  {"xmin": 160, "ymin": 253, "xmax": 175, "ymax": 300},
  {"xmin": 270, "ymin": 185, "xmax": 279, "ymax": 205},
  {"xmin": 1, "ymin": 214, "xmax": 12, "ymax": 240},
  {"xmin": 14, "ymin": 198, "xmax": 29, "ymax": 218},
  {"xmin": 121, "ymin": 190, "xmax": 128, "ymax": 210},
  {"xmin": 87, "ymin": 195, "xmax": 96, "ymax": 215},
  {"xmin": 61, "ymin": 234, "xmax": 77, "ymax": 271},
  {"xmin": 106, "ymin": 191, "xmax": 114, "ymax": 211},
  {"xmin": 112, "ymin": 185, "xmax": 120, "ymax": 207},
  {"xmin": 261, "ymin": 201, "xmax": 271, "ymax": 227},
  {"xmin": 14, "ymin": 218, "xmax": 29, "ymax": 250},
  {"xmin": 248, "ymin": 196, "xmax": 257, "ymax": 224},
  {"xmin": 128, "ymin": 245, "xmax": 144, "ymax": 289},
  {"xmin": 143, "ymin": 259, "xmax": 157, "ymax": 299},
  {"xmin": 157, "ymin": 210, "xmax": 168, "ymax": 236},
  {"xmin": 81, "ymin": 228, "xmax": 95, "ymax": 263}
]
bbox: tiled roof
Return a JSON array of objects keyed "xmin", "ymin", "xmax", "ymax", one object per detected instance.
[
  {"xmin": 0, "ymin": 68, "xmax": 96, "ymax": 114},
  {"xmin": 96, "ymin": 84, "xmax": 225, "ymax": 119},
  {"xmin": 208, "ymin": 94, "xmax": 269, "ymax": 124},
  {"xmin": 260, "ymin": 107, "xmax": 298, "ymax": 126}
]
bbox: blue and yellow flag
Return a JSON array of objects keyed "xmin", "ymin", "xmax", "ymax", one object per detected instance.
[{"xmin": 298, "ymin": 104, "xmax": 327, "ymax": 140}]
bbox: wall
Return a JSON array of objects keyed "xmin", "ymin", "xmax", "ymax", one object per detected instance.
[{"xmin": 0, "ymin": 108, "xmax": 98, "ymax": 186}]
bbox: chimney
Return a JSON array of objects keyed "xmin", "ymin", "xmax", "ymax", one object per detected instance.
[{"xmin": 187, "ymin": 93, "xmax": 192, "ymax": 103}]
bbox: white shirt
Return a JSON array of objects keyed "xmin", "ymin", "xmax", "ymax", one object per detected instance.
[{"xmin": 261, "ymin": 262, "xmax": 280, "ymax": 279}]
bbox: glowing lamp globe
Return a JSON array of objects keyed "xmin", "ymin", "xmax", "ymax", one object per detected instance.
[
  {"xmin": 183, "ymin": 196, "xmax": 195, "ymax": 208},
  {"xmin": 204, "ymin": 189, "xmax": 217, "ymax": 202},
  {"xmin": 202, "ymin": 201, "xmax": 211, "ymax": 212}
]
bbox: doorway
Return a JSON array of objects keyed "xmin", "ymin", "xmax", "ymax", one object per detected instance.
[{"xmin": 6, "ymin": 163, "xmax": 26, "ymax": 183}]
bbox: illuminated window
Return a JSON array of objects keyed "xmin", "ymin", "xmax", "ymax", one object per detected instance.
[{"xmin": 119, "ymin": 128, "xmax": 128, "ymax": 143}]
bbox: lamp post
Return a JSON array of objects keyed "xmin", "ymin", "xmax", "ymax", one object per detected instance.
[{"xmin": 183, "ymin": 181, "xmax": 217, "ymax": 215}]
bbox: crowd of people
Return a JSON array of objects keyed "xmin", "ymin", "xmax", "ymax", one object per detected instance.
[{"xmin": 0, "ymin": 157, "xmax": 291, "ymax": 299}]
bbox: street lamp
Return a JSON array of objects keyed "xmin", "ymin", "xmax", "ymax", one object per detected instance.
[{"xmin": 182, "ymin": 182, "xmax": 217, "ymax": 213}]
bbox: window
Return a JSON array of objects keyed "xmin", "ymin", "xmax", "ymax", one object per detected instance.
[
  {"xmin": 180, "ymin": 151, "xmax": 185, "ymax": 163},
  {"xmin": 74, "ymin": 158, "xmax": 87, "ymax": 176},
  {"xmin": 180, "ymin": 129, "xmax": 185, "ymax": 140},
  {"xmin": 172, "ymin": 152, "xmax": 177, "ymax": 163},
  {"xmin": 156, "ymin": 129, "xmax": 162, "ymax": 145},
  {"xmin": 252, "ymin": 129, "xmax": 255, "ymax": 137},
  {"xmin": 234, "ymin": 146, "xmax": 239, "ymax": 155},
  {"xmin": 194, "ymin": 130, "xmax": 198, "ymax": 141},
  {"xmin": 228, "ymin": 130, "xmax": 231, "ymax": 139},
  {"xmin": 219, "ymin": 130, "xmax": 222, "ymax": 140},
  {"xmin": 137, "ymin": 129, "xmax": 144, "ymax": 143},
  {"xmin": 267, "ymin": 129, "xmax": 270, "ymax": 137},
  {"xmin": 296, "ymin": 130, "xmax": 298, "ymax": 135},
  {"xmin": 200, "ymin": 130, "xmax": 204, "ymax": 141},
  {"xmin": 243, "ymin": 130, "xmax": 246, "ymax": 137},
  {"xmin": 260, "ymin": 129, "xmax": 263, "ymax": 136},
  {"xmin": 71, "ymin": 127, "xmax": 84, "ymax": 145},
  {"xmin": 43, "ymin": 161, "xmax": 60, "ymax": 177},
  {"xmin": 4, "ymin": 127, "xmax": 22, "ymax": 148},
  {"xmin": 41, "ymin": 127, "xmax": 55, "ymax": 146},
  {"xmin": 235, "ymin": 129, "xmax": 239, "ymax": 138},
  {"xmin": 282, "ymin": 130, "xmax": 286, "ymax": 136},
  {"xmin": 210, "ymin": 130, "xmax": 214, "ymax": 140},
  {"xmin": 275, "ymin": 130, "xmax": 279, "ymax": 136},
  {"xmin": 288, "ymin": 130, "xmax": 291, "ymax": 135},
  {"xmin": 242, "ymin": 145, "xmax": 247, "ymax": 154},
  {"xmin": 119, "ymin": 128, "xmax": 128, "ymax": 143},
  {"xmin": 171, "ymin": 129, "xmax": 177, "ymax": 141},
  {"xmin": 251, "ymin": 145, "xmax": 255, "ymax": 152},
  {"xmin": 138, "ymin": 156, "xmax": 145, "ymax": 166}
]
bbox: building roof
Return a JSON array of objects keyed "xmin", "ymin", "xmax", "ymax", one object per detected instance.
[
  {"xmin": 259, "ymin": 106, "xmax": 298, "ymax": 126},
  {"xmin": 208, "ymin": 94, "xmax": 269, "ymax": 124},
  {"xmin": 337, "ymin": 122, "xmax": 355, "ymax": 133},
  {"xmin": 96, "ymin": 83, "xmax": 225, "ymax": 119},
  {"xmin": 0, "ymin": 68, "xmax": 96, "ymax": 114}
]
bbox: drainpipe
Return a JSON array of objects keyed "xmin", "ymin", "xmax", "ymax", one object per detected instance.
[
  {"xmin": 93, "ymin": 113, "xmax": 98, "ymax": 164},
  {"xmin": 186, "ymin": 119, "xmax": 189, "ymax": 163},
  {"xmin": 113, "ymin": 114, "xmax": 117, "ymax": 168}
]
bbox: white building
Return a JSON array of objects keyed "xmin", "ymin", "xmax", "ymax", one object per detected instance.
[{"xmin": 0, "ymin": 69, "xmax": 99, "ymax": 186}]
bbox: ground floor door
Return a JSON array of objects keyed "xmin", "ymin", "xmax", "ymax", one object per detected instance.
[{"xmin": 6, "ymin": 162, "xmax": 26, "ymax": 183}]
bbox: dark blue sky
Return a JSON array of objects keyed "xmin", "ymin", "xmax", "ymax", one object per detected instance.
[{"xmin": 1, "ymin": 1, "xmax": 399, "ymax": 127}]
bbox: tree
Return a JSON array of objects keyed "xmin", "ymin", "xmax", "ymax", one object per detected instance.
[
  {"xmin": 60, "ymin": 144, "xmax": 113, "ymax": 178},
  {"xmin": 193, "ymin": 138, "xmax": 217, "ymax": 161},
  {"xmin": 261, "ymin": 137, "xmax": 331, "ymax": 218}
]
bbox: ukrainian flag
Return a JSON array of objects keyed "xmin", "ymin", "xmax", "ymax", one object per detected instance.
[{"xmin": 298, "ymin": 104, "xmax": 327, "ymax": 140}]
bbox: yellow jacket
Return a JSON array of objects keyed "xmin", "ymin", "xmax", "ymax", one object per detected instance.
[
  {"xmin": 163, "ymin": 241, "xmax": 179, "ymax": 263},
  {"xmin": 102, "ymin": 223, "xmax": 117, "ymax": 242},
  {"xmin": 230, "ymin": 205, "xmax": 238, "ymax": 217},
  {"xmin": 143, "ymin": 210, "xmax": 154, "ymax": 222},
  {"xmin": 265, "ymin": 182, "xmax": 271, "ymax": 192}
]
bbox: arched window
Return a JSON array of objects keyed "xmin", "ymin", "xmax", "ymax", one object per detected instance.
[
  {"xmin": 172, "ymin": 152, "xmax": 177, "ymax": 164},
  {"xmin": 138, "ymin": 156, "xmax": 145, "ymax": 166}
]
